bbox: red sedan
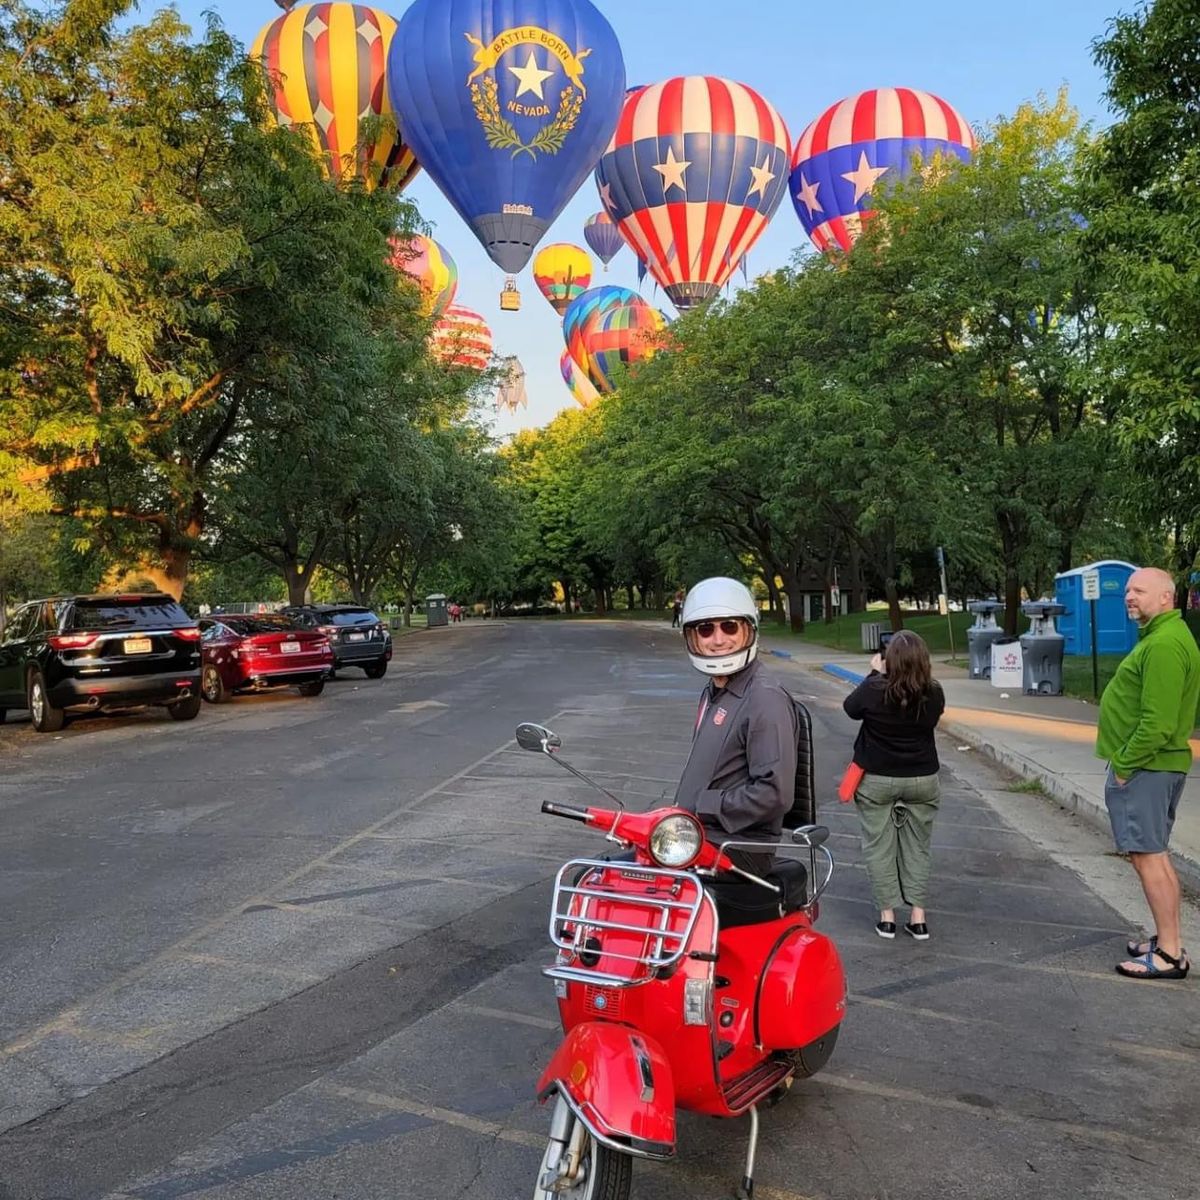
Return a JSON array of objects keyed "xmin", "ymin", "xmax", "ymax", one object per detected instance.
[{"xmin": 199, "ymin": 614, "xmax": 332, "ymax": 703}]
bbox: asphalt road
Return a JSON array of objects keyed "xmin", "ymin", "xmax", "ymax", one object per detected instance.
[{"xmin": 0, "ymin": 619, "xmax": 1197, "ymax": 1200}]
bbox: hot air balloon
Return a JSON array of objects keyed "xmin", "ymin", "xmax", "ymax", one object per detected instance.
[
  {"xmin": 594, "ymin": 77, "xmax": 791, "ymax": 312},
  {"xmin": 789, "ymin": 88, "xmax": 976, "ymax": 255},
  {"xmin": 532, "ymin": 243, "xmax": 593, "ymax": 315},
  {"xmin": 388, "ymin": 235, "xmax": 459, "ymax": 317},
  {"xmin": 561, "ymin": 285, "xmax": 640, "ymax": 378},
  {"xmin": 431, "ymin": 304, "xmax": 493, "ymax": 371},
  {"xmin": 579, "ymin": 298, "xmax": 666, "ymax": 393},
  {"xmin": 583, "ymin": 212, "xmax": 623, "ymax": 269},
  {"xmin": 496, "ymin": 356, "xmax": 528, "ymax": 412},
  {"xmin": 250, "ymin": 3, "xmax": 419, "ymax": 192},
  {"xmin": 385, "ymin": 0, "xmax": 626, "ymax": 309},
  {"xmin": 560, "ymin": 349, "xmax": 600, "ymax": 408}
]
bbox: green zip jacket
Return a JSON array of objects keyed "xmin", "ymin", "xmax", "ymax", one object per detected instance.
[{"xmin": 1096, "ymin": 610, "xmax": 1200, "ymax": 777}]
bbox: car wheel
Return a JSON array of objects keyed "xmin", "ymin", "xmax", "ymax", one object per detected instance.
[
  {"xmin": 169, "ymin": 694, "xmax": 203, "ymax": 721},
  {"xmin": 363, "ymin": 658, "xmax": 388, "ymax": 680},
  {"xmin": 297, "ymin": 679, "xmax": 325, "ymax": 698},
  {"xmin": 201, "ymin": 664, "xmax": 228, "ymax": 704},
  {"xmin": 28, "ymin": 669, "xmax": 65, "ymax": 733}
]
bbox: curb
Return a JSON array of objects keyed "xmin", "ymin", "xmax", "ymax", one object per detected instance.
[{"xmin": 821, "ymin": 663, "xmax": 865, "ymax": 686}]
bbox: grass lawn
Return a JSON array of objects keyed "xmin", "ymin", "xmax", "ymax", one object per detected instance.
[{"xmin": 765, "ymin": 607, "xmax": 976, "ymax": 656}]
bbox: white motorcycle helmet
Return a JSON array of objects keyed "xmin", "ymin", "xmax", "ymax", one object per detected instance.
[{"xmin": 680, "ymin": 577, "xmax": 760, "ymax": 676}]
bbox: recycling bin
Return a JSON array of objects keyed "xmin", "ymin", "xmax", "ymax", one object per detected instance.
[
  {"xmin": 1020, "ymin": 601, "xmax": 1066, "ymax": 695},
  {"xmin": 966, "ymin": 600, "xmax": 1006, "ymax": 679},
  {"xmin": 990, "ymin": 638, "xmax": 1024, "ymax": 689},
  {"xmin": 425, "ymin": 593, "xmax": 449, "ymax": 628}
]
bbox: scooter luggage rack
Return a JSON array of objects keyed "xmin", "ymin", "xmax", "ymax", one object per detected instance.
[
  {"xmin": 717, "ymin": 837, "xmax": 836, "ymax": 909},
  {"xmin": 544, "ymin": 858, "xmax": 707, "ymax": 989}
]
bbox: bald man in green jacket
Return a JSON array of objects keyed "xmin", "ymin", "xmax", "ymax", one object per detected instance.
[{"xmin": 1097, "ymin": 567, "xmax": 1200, "ymax": 981}]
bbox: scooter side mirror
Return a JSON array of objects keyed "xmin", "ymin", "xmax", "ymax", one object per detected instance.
[
  {"xmin": 516, "ymin": 722, "xmax": 562, "ymax": 753},
  {"xmin": 791, "ymin": 824, "xmax": 830, "ymax": 848}
]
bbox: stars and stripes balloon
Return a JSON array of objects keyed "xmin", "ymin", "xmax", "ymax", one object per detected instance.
[
  {"xmin": 386, "ymin": 0, "xmax": 626, "ymax": 285},
  {"xmin": 250, "ymin": 3, "xmax": 419, "ymax": 192},
  {"xmin": 580, "ymin": 298, "xmax": 667, "ymax": 393},
  {"xmin": 430, "ymin": 304, "xmax": 493, "ymax": 371},
  {"xmin": 583, "ymin": 212, "xmax": 624, "ymax": 269},
  {"xmin": 560, "ymin": 349, "xmax": 600, "ymax": 409},
  {"xmin": 532, "ymin": 243, "xmax": 593, "ymax": 315},
  {"xmin": 388, "ymin": 235, "xmax": 459, "ymax": 317},
  {"xmin": 594, "ymin": 76, "xmax": 792, "ymax": 311},
  {"xmin": 789, "ymin": 87, "xmax": 976, "ymax": 255}
]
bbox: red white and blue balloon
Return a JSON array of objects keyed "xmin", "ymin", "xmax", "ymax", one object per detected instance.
[
  {"xmin": 789, "ymin": 87, "xmax": 976, "ymax": 255},
  {"xmin": 594, "ymin": 77, "xmax": 791, "ymax": 311}
]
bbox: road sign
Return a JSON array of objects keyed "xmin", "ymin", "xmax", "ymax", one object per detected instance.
[
  {"xmin": 1082, "ymin": 570, "xmax": 1100, "ymax": 601},
  {"xmin": 830, "ymin": 586, "xmax": 840, "ymax": 611}
]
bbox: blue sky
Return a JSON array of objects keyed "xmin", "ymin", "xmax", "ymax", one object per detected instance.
[{"xmin": 155, "ymin": 0, "xmax": 1117, "ymax": 435}]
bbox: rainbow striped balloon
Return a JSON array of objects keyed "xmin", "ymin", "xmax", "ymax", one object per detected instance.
[
  {"xmin": 580, "ymin": 299, "xmax": 666, "ymax": 393},
  {"xmin": 560, "ymin": 349, "xmax": 600, "ymax": 409},
  {"xmin": 388, "ymin": 235, "xmax": 458, "ymax": 317},
  {"xmin": 251, "ymin": 3, "xmax": 419, "ymax": 192}
]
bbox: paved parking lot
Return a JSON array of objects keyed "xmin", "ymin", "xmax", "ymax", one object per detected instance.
[{"xmin": 0, "ymin": 620, "xmax": 1197, "ymax": 1199}]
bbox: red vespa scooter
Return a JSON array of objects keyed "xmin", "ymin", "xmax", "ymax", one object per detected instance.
[{"xmin": 517, "ymin": 719, "xmax": 846, "ymax": 1200}]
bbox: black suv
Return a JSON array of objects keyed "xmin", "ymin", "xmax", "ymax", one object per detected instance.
[
  {"xmin": 280, "ymin": 604, "xmax": 392, "ymax": 678},
  {"xmin": 0, "ymin": 594, "xmax": 203, "ymax": 732}
]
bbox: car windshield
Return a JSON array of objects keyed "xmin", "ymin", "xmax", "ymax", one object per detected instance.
[
  {"xmin": 223, "ymin": 616, "xmax": 300, "ymax": 635},
  {"xmin": 71, "ymin": 598, "xmax": 191, "ymax": 631},
  {"xmin": 326, "ymin": 610, "xmax": 377, "ymax": 626}
]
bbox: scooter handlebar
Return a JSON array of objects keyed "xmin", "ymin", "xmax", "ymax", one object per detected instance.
[{"xmin": 540, "ymin": 801, "xmax": 591, "ymax": 823}]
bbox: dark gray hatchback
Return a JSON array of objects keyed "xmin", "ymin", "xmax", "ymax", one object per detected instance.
[{"xmin": 0, "ymin": 594, "xmax": 203, "ymax": 732}]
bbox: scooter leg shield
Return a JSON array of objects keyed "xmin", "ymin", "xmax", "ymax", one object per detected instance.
[{"xmin": 537, "ymin": 1022, "xmax": 676, "ymax": 1159}]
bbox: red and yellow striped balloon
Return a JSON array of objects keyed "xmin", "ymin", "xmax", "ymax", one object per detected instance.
[
  {"xmin": 388, "ymin": 235, "xmax": 458, "ymax": 317},
  {"xmin": 251, "ymin": 3, "xmax": 419, "ymax": 192},
  {"xmin": 430, "ymin": 304, "xmax": 492, "ymax": 372}
]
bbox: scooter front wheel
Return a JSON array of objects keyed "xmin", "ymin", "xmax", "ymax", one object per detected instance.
[{"xmin": 534, "ymin": 1095, "xmax": 632, "ymax": 1200}]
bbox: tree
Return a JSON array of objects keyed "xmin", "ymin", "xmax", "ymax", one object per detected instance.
[{"xmin": 0, "ymin": 2, "xmax": 409, "ymax": 597}]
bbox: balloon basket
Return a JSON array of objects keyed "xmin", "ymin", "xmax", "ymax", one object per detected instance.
[{"xmin": 500, "ymin": 278, "xmax": 521, "ymax": 312}]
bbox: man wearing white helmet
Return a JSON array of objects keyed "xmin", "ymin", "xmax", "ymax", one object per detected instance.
[{"xmin": 675, "ymin": 577, "xmax": 799, "ymax": 880}]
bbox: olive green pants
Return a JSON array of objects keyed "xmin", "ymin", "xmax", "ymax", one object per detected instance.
[{"xmin": 854, "ymin": 772, "xmax": 941, "ymax": 910}]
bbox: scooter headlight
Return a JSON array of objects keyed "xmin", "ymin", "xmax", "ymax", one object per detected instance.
[{"xmin": 648, "ymin": 814, "xmax": 703, "ymax": 868}]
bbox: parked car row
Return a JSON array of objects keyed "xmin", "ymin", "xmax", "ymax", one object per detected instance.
[{"xmin": 0, "ymin": 594, "xmax": 393, "ymax": 733}]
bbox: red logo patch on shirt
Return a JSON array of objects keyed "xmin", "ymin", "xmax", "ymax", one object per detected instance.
[{"xmin": 713, "ymin": 706, "xmax": 728, "ymax": 727}]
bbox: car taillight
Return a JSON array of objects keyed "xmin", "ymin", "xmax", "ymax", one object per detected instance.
[
  {"xmin": 318, "ymin": 625, "xmax": 339, "ymax": 636},
  {"xmin": 175, "ymin": 627, "xmax": 202, "ymax": 641},
  {"xmin": 48, "ymin": 632, "xmax": 99, "ymax": 650}
]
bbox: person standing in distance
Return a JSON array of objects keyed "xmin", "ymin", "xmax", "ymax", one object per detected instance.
[
  {"xmin": 674, "ymin": 578, "xmax": 798, "ymax": 888},
  {"xmin": 1098, "ymin": 567, "xmax": 1200, "ymax": 980},
  {"xmin": 842, "ymin": 632, "xmax": 945, "ymax": 940}
]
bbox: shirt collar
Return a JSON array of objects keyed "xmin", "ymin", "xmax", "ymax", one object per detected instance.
[
  {"xmin": 1140, "ymin": 609, "xmax": 1181, "ymax": 637},
  {"xmin": 709, "ymin": 656, "xmax": 760, "ymax": 700}
]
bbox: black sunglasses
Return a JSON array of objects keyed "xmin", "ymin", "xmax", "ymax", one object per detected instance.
[{"xmin": 692, "ymin": 619, "xmax": 744, "ymax": 638}]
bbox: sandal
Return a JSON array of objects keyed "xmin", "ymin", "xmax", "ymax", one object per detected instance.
[
  {"xmin": 1115, "ymin": 946, "xmax": 1190, "ymax": 980},
  {"xmin": 1126, "ymin": 934, "xmax": 1157, "ymax": 957}
]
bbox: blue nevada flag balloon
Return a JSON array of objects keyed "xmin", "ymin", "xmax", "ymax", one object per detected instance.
[{"xmin": 388, "ymin": 0, "xmax": 626, "ymax": 274}]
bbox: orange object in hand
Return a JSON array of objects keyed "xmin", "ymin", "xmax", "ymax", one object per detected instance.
[{"xmin": 838, "ymin": 762, "xmax": 865, "ymax": 803}]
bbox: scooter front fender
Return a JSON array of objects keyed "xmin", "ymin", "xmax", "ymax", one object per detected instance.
[{"xmin": 537, "ymin": 1022, "xmax": 676, "ymax": 1160}]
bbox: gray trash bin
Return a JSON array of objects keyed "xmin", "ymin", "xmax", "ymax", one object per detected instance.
[
  {"xmin": 966, "ymin": 600, "xmax": 1006, "ymax": 679},
  {"xmin": 1020, "ymin": 601, "xmax": 1066, "ymax": 695},
  {"xmin": 860, "ymin": 621, "xmax": 883, "ymax": 652},
  {"xmin": 425, "ymin": 593, "xmax": 449, "ymax": 628}
]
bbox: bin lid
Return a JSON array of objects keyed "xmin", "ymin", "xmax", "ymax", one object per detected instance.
[{"xmin": 425, "ymin": 593, "xmax": 448, "ymax": 601}]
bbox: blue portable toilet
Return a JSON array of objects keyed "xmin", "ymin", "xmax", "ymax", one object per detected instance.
[{"xmin": 1054, "ymin": 560, "xmax": 1139, "ymax": 656}]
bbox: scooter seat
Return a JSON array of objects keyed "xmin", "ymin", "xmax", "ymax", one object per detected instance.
[{"xmin": 769, "ymin": 858, "xmax": 809, "ymax": 913}]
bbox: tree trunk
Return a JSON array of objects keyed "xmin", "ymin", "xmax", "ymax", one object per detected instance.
[
  {"xmin": 849, "ymin": 542, "xmax": 864, "ymax": 613},
  {"xmin": 883, "ymin": 577, "xmax": 903, "ymax": 631},
  {"xmin": 779, "ymin": 568, "xmax": 805, "ymax": 634},
  {"xmin": 765, "ymin": 575, "xmax": 785, "ymax": 625},
  {"xmin": 282, "ymin": 563, "xmax": 311, "ymax": 607},
  {"xmin": 625, "ymin": 583, "xmax": 635, "ymax": 610}
]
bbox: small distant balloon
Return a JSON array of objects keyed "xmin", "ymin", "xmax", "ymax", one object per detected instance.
[
  {"xmin": 533, "ymin": 243, "xmax": 593, "ymax": 316},
  {"xmin": 583, "ymin": 212, "xmax": 624, "ymax": 269},
  {"xmin": 388, "ymin": 235, "xmax": 459, "ymax": 318},
  {"xmin": 789, "ymin": 87, "xmax": 976, "ymax": 255},
  {"xmin": 431, "ymin": 304, "xmax": 493, "ymax": 372},
  {"xmin": 496, "ymin": 356, "xmax": 528, "ymax": 413},
  {"xmin": 250, "ymin": 3, "xmax": 419, "ymax": 192},
  {"xmin": 560, "ymin": 349, "xmax": 600, "ymax": 409}
]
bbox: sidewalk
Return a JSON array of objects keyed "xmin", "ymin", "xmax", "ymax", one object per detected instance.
[{"xmin": 758, "ymin": 631, "xmax": 1200, "ymax": 885}]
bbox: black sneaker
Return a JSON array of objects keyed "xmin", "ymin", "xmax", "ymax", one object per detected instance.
[
  {"xmin": 905, "ymin": 922, "xmax": 930, "ymax": 941},
  {"xmin": 875, "ymin": 921, "xmax": 896, "ymax": 939}
]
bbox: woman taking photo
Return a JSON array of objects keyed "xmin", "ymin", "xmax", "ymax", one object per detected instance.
[{"xmin": 842, "ymin": 631, "xmax": 946, "ymax": 940}]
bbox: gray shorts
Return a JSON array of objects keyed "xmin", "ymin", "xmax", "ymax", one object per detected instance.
[{"xmin": 1104, "ymin": 766, "xmax": 1186, "ymax": 854}]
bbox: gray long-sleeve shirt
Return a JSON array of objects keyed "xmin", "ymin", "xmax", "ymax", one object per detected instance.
[{"xmin": 674, "ymin": 659, "xmax": 798, "ymax": 874}]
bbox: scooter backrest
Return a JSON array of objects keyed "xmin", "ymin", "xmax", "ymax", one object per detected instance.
[{"xmin": 782, "ymin": 695, "xmax": 816, "ymax": 829}]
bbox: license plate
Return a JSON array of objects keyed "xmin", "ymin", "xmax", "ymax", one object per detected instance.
[
  {"xmin": 280, "ymin": 641, "xmax": 300, "ymax": 654},
  {"xmin": 123, "ymin": 637, "xmax": 152, "ymax": 654},
  {"xmin": 348, "ymin": 632, "xmax": 365, "ymax": 641}
]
